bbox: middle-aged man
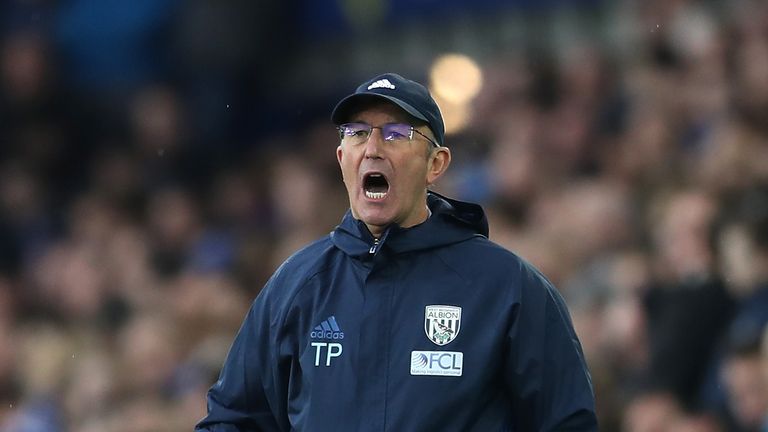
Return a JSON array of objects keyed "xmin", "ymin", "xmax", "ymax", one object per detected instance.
[{"xmin": 196, "ymin": 73, "xmax": 598, "ymax": 431}]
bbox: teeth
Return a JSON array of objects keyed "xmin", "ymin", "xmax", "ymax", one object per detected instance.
[{"xmin": 365, "ymin": 191, "xmax": 387, "ymax": 199}]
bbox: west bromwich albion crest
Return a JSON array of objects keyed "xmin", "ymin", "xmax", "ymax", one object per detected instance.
[{"xmin": 424, "ymin": 305, "xmax": 462, "ymax": 346}]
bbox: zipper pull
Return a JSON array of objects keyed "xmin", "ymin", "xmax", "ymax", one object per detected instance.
[{"xmin": 369, "ymin": 238, "xmax": 379, "ymax": 254}]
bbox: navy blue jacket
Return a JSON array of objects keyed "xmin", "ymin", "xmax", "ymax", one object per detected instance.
[{"xmin": 197, "ymin": 193, "xmax": 597, "ymax": 431}]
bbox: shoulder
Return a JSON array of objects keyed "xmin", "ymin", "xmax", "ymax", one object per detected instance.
[
  {"xmin": 437, "ymin": 236, "xmax": 556, "ymax": 297},
  {"xmin": 440, "ymin": 235, "xmax": 533, "ymax": 275},
  {"xmin": 235, "ymin": 235, "xmax": 340, "ymax": 337},
  {"xmin": 256, "ymin": 235, "xmax": 338, "ymax": 307},
  {"xmin": 269, "ymin": 235, "xmax": 336, "ymax": 289}
]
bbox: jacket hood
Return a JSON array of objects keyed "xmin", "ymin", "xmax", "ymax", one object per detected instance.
[{"xmin": 330, "ymin": 191, "xmax": 488, "ymax": 258}]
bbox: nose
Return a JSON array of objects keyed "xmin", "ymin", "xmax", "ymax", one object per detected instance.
[{"xmin": 364, "ymin": 128, "xmax": 385, "ymax": 159}]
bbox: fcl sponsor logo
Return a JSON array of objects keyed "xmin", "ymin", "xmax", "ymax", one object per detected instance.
[
  {"xmin": 424, "ymin": 305, "xmax": 461, "ymax": 346},
  {"xmin": 410, "ymin": 351, "xmax": 463, "ymax": 376}
]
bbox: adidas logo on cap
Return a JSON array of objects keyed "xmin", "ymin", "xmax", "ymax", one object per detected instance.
[
  {"xmin": 310, "ymin": 316, "xmax": 345, "ymax": 340},
  {"xmin": 367, "ymin": 79, "xmax": 395, "ymax": 90}
]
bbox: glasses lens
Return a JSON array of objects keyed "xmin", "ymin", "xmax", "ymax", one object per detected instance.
[
  {"xmin": 381, "ymin": 124, "xmax": 411, "ymax": 141},
  {"xmin": 340, "ymin": 123, "xmax": 371, "ymax": 144}
]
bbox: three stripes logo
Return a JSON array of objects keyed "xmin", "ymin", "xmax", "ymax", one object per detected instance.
[
  {"xmin": 367, "ymin": 79, "xmax": 396, "ymax": 90},
  {"xmin": 310, "ymin": 316, "xmax": 345, "ymax": 340}
]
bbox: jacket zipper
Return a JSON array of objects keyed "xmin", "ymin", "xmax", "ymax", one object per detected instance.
[{"xmin": 369, "ymin": 238, "xmax": 379, "ymax": 254}]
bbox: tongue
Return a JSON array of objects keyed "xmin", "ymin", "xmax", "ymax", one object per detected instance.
[
  {"xmin": 367, "ymin": 183, "xmax": 388, "ymax": 193},
  {"xmin": 365, "ymin": 175, "xmax": 389, "ymax": 193}
]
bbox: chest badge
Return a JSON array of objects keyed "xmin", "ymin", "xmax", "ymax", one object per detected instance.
[{"xmin": 424, "ymin": 305, "xmax": 462, "ymax": 346}]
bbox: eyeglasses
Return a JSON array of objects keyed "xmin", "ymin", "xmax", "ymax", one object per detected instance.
[{"xmin": 338, "ymin": 122, "xmax": 439, "ymax": 148}]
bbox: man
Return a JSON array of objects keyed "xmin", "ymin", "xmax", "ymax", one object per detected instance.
[{"xmin": 196, "ymin": 73, "xmax": 597, "ymax": 431}]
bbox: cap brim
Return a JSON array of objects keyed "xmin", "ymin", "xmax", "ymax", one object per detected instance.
[{"xmin": 331, "ymin": 92, "xmax": 429, "ymax": 125}]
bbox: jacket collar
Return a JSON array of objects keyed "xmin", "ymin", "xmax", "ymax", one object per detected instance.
[{"xmin": 330, "ymin": 191, "xmax": 488, "ymax": 259}]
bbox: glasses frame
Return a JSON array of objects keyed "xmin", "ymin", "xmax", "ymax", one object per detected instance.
[{"xmin": 337, "ymin": 122, "xmax": 440, "ymax": 148}]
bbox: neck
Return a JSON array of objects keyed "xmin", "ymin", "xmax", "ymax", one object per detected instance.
[{"xmin": 366, "ymin": 223, "xmax": 385, "ymax": 239}]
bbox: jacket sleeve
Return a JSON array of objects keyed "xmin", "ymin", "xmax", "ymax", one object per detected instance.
[
  {"xmin": 195, "ymin": 278, "xmax": 290, "ymax": 432},
  {"xmin": 504, "ymin": 263, "xmax": 598, "ymax": 431}
]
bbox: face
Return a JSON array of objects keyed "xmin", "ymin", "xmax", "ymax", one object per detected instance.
[
  {"xmin": 723, "ymin": 354, "xmax": 768, "ymax": 430},
  {"xmin": 336, "ymin": 102, "xmax": 450, "ymax": 237},
  {"xmin": 719, "ymin": 225, "xmax": 757, "ymax": 296}
]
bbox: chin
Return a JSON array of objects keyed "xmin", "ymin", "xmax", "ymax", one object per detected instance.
[
  {"xmin": 361, "ymin": 214, "xmax": 394, "ymax": 228},
  {"xmin": 357, "ymin": 208, "xmax": 396, "ymax": 228}
]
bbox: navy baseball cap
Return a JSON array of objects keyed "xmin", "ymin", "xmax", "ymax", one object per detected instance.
[{"xmin": 331, "ymin": 73, "xmax": 445, "ymax": 146}]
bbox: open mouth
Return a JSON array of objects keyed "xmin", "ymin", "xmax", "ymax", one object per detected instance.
[{"xmin": 363, "ymin": 172, "xmax": 389, "ymax": 200}]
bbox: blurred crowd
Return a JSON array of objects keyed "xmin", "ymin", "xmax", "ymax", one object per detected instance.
[{"xmin": 2, "ymin": 0, "xmax": 768, "ymax": 431}]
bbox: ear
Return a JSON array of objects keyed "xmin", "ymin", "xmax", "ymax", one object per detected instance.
[
  {"xmin": 426, "ymin": 147, "xmax": 451, "ymax": 186},
  {"xmin": 336, "ymin": 145, "xmax": 343, "ymax": 166}
]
